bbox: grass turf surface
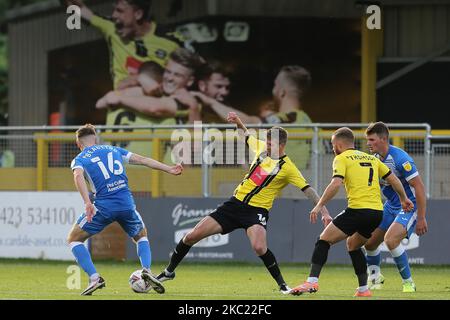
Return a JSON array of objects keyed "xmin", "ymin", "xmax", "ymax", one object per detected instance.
[{"xmin": 0, "ymin": 259, "xmax": 449, "ymax": 300}]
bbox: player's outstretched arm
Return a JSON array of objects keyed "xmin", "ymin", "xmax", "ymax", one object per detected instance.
[
  {"xmin": 73, "ymin": 168, "xmax": 95, "ymax": 222},
  {"xmin": 117, "ymin": 75, "xmax": 141, "ymax": 91},
  {"xmin": 310, "ymin": 178, "xmax": 341, "ymax": 224},
  {"xmin": 65, "ymin": 0, "xmax": 94, "ymax": 21},
  {"xmin": 191, "ymin": 92, "xmax": 261, "ymax": 124},
  {"xmin": 96, "ymin": 88, "xmax": 146, "ymax": 109},
  {"xmin": 303, "ymin": 186, "xmax": 332, "ymax": 226},
  {"xmin": 99, "ymin": 92, "xmax": 177, "ymax": 118},
  {"xmin": 129, "ymin": 153, "xmax": 183, "ymax": 176},
  {"xmin": 227, "ymin": 111, "xmax": 250, "ymax": 134},
  {"xmin": 385, "ymin": 174, "xmax": 414, "ymax": 212}
]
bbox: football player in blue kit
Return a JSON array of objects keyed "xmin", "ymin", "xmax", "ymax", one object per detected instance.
[
  {"xmin": 364, "ymin": 122, "xmax": 428, "ymax": 292},
  {"xmin": 67, "ymin": 124, "xmax": 183, "ymax": 295}
]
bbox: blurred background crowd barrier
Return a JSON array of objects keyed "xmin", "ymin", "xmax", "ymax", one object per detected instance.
[{"xmin": 1, "ymin": 123, "xmax": 449, "ymax": 199}]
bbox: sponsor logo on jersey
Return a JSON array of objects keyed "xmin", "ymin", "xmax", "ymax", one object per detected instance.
[{"xmin": 249, "ymin": 166, "xmax": 270, "ymax": 186}]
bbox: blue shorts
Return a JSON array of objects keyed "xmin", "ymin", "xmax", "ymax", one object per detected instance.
[
  {"xmin": 378, "ymin": 203, "xmax": 417, "ymax": 239},
  {"xmin": 77, "ymin": 208, "xmax": 145, "ymax": 238}
]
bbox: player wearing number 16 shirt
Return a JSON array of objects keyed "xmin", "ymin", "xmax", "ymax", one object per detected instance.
[{"xmin": 67, "ymin": 124, "xmax": 183, "ymax": 296}]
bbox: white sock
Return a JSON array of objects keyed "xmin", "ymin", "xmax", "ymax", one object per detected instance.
[
  {"xmin": 307, "ymin": 277, "xmax": 318, "ymax": 283},
  {"xmin": 89, "ymin": 273, "xmax": 100, "ymax": 282},
  {"xmin": 390, "ymin": 244, "xmax": 405, "ymax": 258},
  {"xmin": 365, "ymin": 247, "xmax": 381, "ymax": 256},
  {"xmin": 358, "ymin": 285, "xmax": 368, "ymax": 292}
]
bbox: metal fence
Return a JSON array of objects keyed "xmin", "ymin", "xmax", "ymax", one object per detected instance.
[
  {"xmin": 1, "ymin": 123, "xmax": 448, "ymax": 199},
  {"xmin": 430, "ymin": 136, "xmax": 450, "ymax": 199}
]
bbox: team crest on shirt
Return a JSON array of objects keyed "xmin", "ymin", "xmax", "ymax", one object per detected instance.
[{"xmin": 402, "ymin": 161, "xmax": 412, "ymax": 172}]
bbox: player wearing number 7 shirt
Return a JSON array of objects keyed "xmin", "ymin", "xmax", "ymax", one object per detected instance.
[
  {"xmin": 156, "ymin": 112, "xmax": 332, "ymax": 295},
  {"xmin": 67, "ymin": 124, "xmax": 183, "ymax": 296},
  {"xmin": 290, "ymin": 127, "xmax": 414, "ymax": 297}
]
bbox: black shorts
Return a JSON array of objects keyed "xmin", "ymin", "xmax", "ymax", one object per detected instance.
[
  {"xmin": 332, "ymin": 208, "xmax": 383, "ymax": 239},
  {"xmin": 209, "ymin": 197, "xmax": 269, "ymax": 235}
]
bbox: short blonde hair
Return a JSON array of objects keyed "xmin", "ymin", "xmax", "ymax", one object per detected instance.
[{"xmin": 76, "ymin": 124, "xmax": 97, "ymax": 140}]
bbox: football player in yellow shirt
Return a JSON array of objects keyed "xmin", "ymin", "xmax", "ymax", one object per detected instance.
[
  {"xmin": 66, "ymin": 0, "xmax": 188, "ymax": 156},
  {"xmin": 290, "ymin": 127, "xmax": 414, "ymax": 297},
  {"xmin": 192, "ymin": 65, "xmax": 313, "ymax": 170},
  {"xmin": 155, "ymin": 112, "xmax": 332, "ymax": 294},
  {"xmin": 96, "ymin": 48, "xmax": 204, "ymax": 163},
  {"xmin": 96, "ymin": 48, "xmax": 203, "ymax": 125}
]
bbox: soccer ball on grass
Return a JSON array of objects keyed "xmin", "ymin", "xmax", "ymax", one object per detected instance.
[{"xmin": 129, "ymin": 270, "xmax": 151, "ymax": 293}]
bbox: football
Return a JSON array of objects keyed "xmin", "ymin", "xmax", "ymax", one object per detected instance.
[{"xmin": 129, "ymin": 270, "xmax": 151, "ymax": 293}]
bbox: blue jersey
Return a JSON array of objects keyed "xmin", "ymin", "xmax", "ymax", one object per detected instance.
[
  {"xmin": 71, "ymin": 145, "xmax": 135, "ymax": 212},
  {"xmin": 378, "ymin": 145, "xmax": 418, "ymax": 210}
]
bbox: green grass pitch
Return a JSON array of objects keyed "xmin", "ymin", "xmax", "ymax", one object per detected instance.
[{"xmin": 0, "ymin": 259, "xmax": 449, "ymax": 300}]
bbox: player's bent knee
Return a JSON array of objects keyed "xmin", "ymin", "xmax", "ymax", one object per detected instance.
[
  {"xmin": 67, "ymin": 225, "xmax": 89, "ymax": 244},
  {"xmin": 252, "ymin": 244, "xmax": 267, "ymax": 256},
  {"xmin": 384, "ymin": 237, "xmax": 401, "ymax": 250},
  {"xmin": 67, "ymin": 230, "xmax": 77, "ymax": 244},
  {"xmin": 133, "ymin": 228, "xmax": 148, "ymax": 242},
  {"xmin": 347, "ymin": 242, "xmax": 362, "ymax": 252},
  {"xmin": 364, "ymin": 241, "xmax": 377, "ymax": 251},
  {"xmin": 67, "ymin": 233, "xmax": 83, "ymax": 244},
  {"xmin": 364, "ymin": 239, "xmax": 383, "ymax": 251},
  {"xmin": 183, "ymin": 230, "xmax": 201, "ymax": 246}
]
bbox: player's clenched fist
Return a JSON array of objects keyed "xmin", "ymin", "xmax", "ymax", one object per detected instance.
[
  {"xmin": 168, "ymin": 164, "xmax": 183, "ymax": 176},
  {"xmin": 227, "ymin": 112, "xmax": 239, "ymax": 123}
]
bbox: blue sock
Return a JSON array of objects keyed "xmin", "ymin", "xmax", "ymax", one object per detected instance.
[
  {"xmin": 137, "ymin": 237, "xmax": 151, "ymax": 270},
  {"xmin": 391, "ymin": 245, "xmax": 412, "ymax": 280},
  {"xmin": 365, "ymin": 247, "xmax": 381, "ymax": 276},
  {"xmin": 70, "ymin": 242, "xmax": 97, "ymax": 277}
]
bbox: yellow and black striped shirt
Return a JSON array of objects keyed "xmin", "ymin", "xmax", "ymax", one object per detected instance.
[{"xmin": 233, "ymin": 135, "xmax": 310, "ymax": 210}]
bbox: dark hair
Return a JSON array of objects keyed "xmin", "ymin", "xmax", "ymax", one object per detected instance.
[
  {"xmin": 366, "ymin": 121, "xmax": 390, "ymax": 139},
  {"xmin": 76, "ymin": 124, "xmax": 97, "ymax": 139},
  {"xmin": 120, "ymin": 0, "xmax": 152, "ymax": 22},
  {"xmin": 267, "ymin": 126, "xmax": 288, "ymax": 145},
  {"xmin": 279, "ymin": 65, "xmax": 311, "ymax": 100},
  {"xmin": 169, "ymin": 48, "xmax": 205, "ymax": 75},
  {"xmin": 139, "ymin": 61, "xmax": 164, "ymax": 82},
  {"xmin": 333, "ymin": 127, "xmax": 354, "ymax": 144},
  {"xmin": 198, "ymin": 59, "xmax": 234, "ymax": 81}
]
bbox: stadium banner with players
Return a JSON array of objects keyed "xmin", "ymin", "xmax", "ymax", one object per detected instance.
[
  {"xmin": 131, "ymin": 198, "xmax": 450, "ymax": 265},
  {"xmin": 0, "ymin": 192, "xmax": 84, "ymax": 260}
]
